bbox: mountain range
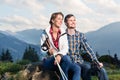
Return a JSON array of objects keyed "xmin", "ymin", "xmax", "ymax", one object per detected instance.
[
  {"xmin": 0, "ymin": 22, "xmax": 120, "ymax": 60},
  {"xmin": 86, "ymin": 22, "xmax": 120, "ymax": 58},
  {"xmin": 0, "ymin": 31, "xmax": 40, "ymax": 61},
  {"xmin": 15, "ymin": 29, "xmax": 43, "ymax": 45}
]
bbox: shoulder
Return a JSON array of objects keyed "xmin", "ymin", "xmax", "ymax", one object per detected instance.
[
  {"xmin": 40, "ymin": 29, "xmax": 48, "ymax": 40},
  {"xmin": 40, "ymin": 29, "xmax": 46, "ymax": 36},
  {"xmin": 75, "ymin": 30, "xmax": 84, "ymax": 37},
  {"xmin": 60, "ymin": 28, "xmax": 67, "ymax": 37},
  {"xmin": 60, "ymin": 28, "xmax": 66, "ymax": 33}
]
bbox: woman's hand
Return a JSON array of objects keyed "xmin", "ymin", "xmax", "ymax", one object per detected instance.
[
  {"xmin": 54, "ymin": 54, "xmax": 61, "ymax": 65},
  {"xmin": 48, "ymin": 48, "xmax": 55, "ymax": 55}
]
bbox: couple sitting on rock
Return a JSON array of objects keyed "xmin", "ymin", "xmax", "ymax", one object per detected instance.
[{"xmin": 40, "ymin": 12, "xmax": 108, "ymax": 80}]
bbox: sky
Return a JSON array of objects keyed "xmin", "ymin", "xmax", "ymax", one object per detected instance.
[{"xmin": 0, "ymin": 0, "xmax": 120, "ymax": 33}]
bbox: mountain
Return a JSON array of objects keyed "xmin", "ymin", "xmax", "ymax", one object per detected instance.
[
  {"xmin": 1, "ymin": 21, "xmax": 119, "ymax": 60},
  {"xmin": 86, "ymin": 22, "xmax": 120, "ymax": 58},
  {"xmin": 0, "ymin": 31, "xmax": 40, "ymax": 61},
  {"xmin": 15, "ymin": 29, "xmax": 43, "ymax": 45}
]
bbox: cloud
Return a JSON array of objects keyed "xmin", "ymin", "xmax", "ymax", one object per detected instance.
[
  {"xmin": 0, "ymin": 0, "xmax": 49, "ymax": 32},
  {"xmin": 76, "ymin": 18, "xmax": 102, "ymax": 32},
  {"xmin": 1, "ymin": 0, "xmax": 45, "ymax": 14},
  {"xmin": 0, "ymin": 0, "xmax": 120, "ymax": 33},
  {"xmin": 84, "ymin": 0, "xmax": 120, "ymax": 15},
  {"xmin": 0, "ymin": 13, "xmax": 63, "ymax": 32},
  {"xmin": 0, "ymin": 15, "xmax": 48, "ymax": 32},
  {"xmin": 106, "ymin": 17, "xmax": 120, "ymax": 23},
  {"xmin": 51, "ymin": 0, "xmax": 94, "ymax": 15},
  {"xmin": 0, "ymin": 15, "xmax": 32, "ymax": 25}
]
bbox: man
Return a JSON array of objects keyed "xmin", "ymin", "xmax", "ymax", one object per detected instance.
[
  {"xmin": 40, "ymin": 12, "xmax": 80, "ymax": 80},
  {"xmin": 64, "ymin": 14, "xmax": 108, "ymax": 80}
]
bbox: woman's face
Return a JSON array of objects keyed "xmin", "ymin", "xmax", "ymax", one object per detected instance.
[{"xmin": 52, "ymin": 14, "xmax": 63, "ymax": 28}]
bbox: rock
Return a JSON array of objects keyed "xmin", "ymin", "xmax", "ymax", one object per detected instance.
[
  {"xmin": 20, "ymin": 62, "xmax": 60, "ymax": 80},
  {"xmin": 0, "ymin": 62, "xmax": 60, "ymax": 80}
]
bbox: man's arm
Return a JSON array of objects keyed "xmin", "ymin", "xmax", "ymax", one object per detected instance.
[{"xmin": 80, "ymin": 33, "xmax": 103, "ymax": 68}]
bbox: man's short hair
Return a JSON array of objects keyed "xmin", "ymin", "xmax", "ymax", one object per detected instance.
[{"xmin": 64, "ymin": 14, "xmax": 74, "ymax": 23}]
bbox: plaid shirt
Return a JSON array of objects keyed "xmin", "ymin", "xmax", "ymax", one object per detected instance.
[{"xmin": 67, "ymin": 30, "xmax": 98, "ymax": 64}]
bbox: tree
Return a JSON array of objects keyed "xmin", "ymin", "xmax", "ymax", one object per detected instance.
[
  {"xmin": 96, "ymin": 51, "xmax": 100, "ymax": 59},
  {"xmin": 114, "ymin": 53, "xmax": 120, "ymax": 68},
  {"xmin": 99, "ymin": 55, "xmax": 114, "ymax": 64},
  {"xmin": 22, "ymin": 46, "xmax": 39, "ymax": 62},
  {"xmin": 0, "ymin": 49, "xmax": 13, "ymax": 62},
  {"xmin": 114, "ymin": 53, "xmax": 118, "ymax": 62}
]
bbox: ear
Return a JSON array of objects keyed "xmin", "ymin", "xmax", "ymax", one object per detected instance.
[{"xmin": 52, "ymin": 19, "xmax": 54, "ymax": 24}]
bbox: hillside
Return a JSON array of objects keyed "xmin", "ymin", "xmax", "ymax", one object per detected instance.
[
  {"xmin": 1, "ymin": 22, "xmax": 120, "ymax": 59},
  {"xmin": 86, "ymin": 22, "xmax": 120, "ymax": 58},
  {"xmin": 15, "ymin": 29, "xmax": 43, "ymax": 45},
  {"xmin": 0, "ymin": 32, "xmax": 40, "ymax": 61}
]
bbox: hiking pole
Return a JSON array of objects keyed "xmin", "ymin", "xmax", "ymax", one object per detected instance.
[
  {"xmin": 45, "ymin": 37, "xmax": 68, "ymax": 80},
  {"xmin": 53, "ymin": 53, "xmax": 68, "ymax": 80}
]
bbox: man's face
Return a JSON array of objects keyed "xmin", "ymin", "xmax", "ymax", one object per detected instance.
[
  {"xmin": 52, "ymin": 14, "xmax": 63, "ymax": 28},
  {"xmin": 66, "ymin": 16, "xmax": 76, "ymax": 29}
]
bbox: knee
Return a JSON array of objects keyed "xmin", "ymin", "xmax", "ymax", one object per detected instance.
[
  {"xmin": 83, "ymin": 63, "xmax": 91, "ymax": 70},
  {"xmin": 100, "ymin": 68, "xmax": 107, "ymax": 73},
  {"xmin": 76, "ymin": 66, "xmax": 81, "ymax": 75},
  {"xmin": 61, "ymin": 55, "xmax": 71, "ymax": 62},
  {"xmin": 86, "ymin": 65, "xmax": 91, "ymax": 70},
  {"xmin": 75, "ymin": 64, "xmax": 81, "ymax": 71},
  {"xmin": 73, "ymin": 64, "xmax": 81, "ymax": 74}
]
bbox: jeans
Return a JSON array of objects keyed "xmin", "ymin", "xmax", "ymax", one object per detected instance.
[
  {"xmin": 78, "ymin": 61, "xmax": 108, "ymax": 80},
  {"xmin": 78, "ymin": 62, "xmax": 91, "ymax": 80},
  {"xmin": 43, "ymin": 55, "xmax": 80, "ymax": 80},
  {"xmin": 98, "ymin": 68, "xmax": 109, "ymax": 80}
]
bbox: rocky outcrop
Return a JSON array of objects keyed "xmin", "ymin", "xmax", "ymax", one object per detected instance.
[
  {"xmin": 18, "ymin": 62, "xmax": 60, "ymax": 80},
  {"xmin": 0, "ymin": 62, "xmax": 60, "ymax": 80}
]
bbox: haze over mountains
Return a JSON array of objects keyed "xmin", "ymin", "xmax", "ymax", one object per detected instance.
[
  {"xmin": 86, "ymin": 22, "xmax": 120, "ymax": 58},
  {"xmin": 0, "ymin": 22, "xmax": 120, "ymax": 60},
  {"xmin": 15, "ymin": 29, "xmax": 43, "ymax": 45},
  {"xmin": 0, "ymin": 32, "xmax": 40, "ymax": 61}
]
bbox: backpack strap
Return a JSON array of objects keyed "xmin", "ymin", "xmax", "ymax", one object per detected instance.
[{"xmin": 60, "ymin": 32, "xmax": 67, "ymax": 37}]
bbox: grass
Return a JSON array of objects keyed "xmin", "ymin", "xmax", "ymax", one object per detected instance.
[
  {"xmin": 109, "ymin": 74, "xmax": 120, "ymax": 80},
  {"xmin": 91, "ymin": 68, "xmax": 120, "ymax": 80},
  {"xmin": 1, "ymin": 62, "xmax": 120, "ymax": 80},
  {"xmin": 91, "ymin": 74, "xmax": 120, "ymax": 80},
  {"xmin": 108, "ymin": 69, "xmax": 120, "ymax": 80}
]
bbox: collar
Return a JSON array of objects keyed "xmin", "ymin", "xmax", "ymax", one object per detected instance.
[
  {"xmin": 66, "ymin": 29, "xmax": 79, "ymax": 36},
  {"xmin": 49, "ymin": 26, "xmax": 61, "ymax": 34}
]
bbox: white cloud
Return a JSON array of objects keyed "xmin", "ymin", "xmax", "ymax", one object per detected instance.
[
  {"xmin": 0, "ymin": 15, "xmax": 32, "ymax": 25},
  {"xmin": 0, "ymin": 14, "xmax": 49, "ymax": 32},
  {"xmin": 84, "ymin": 0, "xmax": 120, "ymax": 15},
  {"xmin": 106, "ymin": 17, "xmax": 120, "ymax": 23},
  {"xmin": 76, "ymin": 18, "xmax": 102, "ymax": 32},
  {"xmin": 0, "ymin": 0, "xmax": 120, "ymax": 32},
  {"xmin": 1, "ymin": 0, "xmax": 45, "ymax": 14},
  {"xmin": 42, "ymin": 0, "xmax": 94, "ymax": 15},
  {"xmin": 0, "ymin": 15, "xmax": 32, "ymax": 32}
]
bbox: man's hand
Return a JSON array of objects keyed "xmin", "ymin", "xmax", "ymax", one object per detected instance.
[
  {"xmin": 98, "ymin": 62, "xmax": 103, "ymax": 68},
  {"xmin": 92, "ymin": 61, "xmax": 103, "ymax": 70},
  {"xmin": 54, "ymin": 55, "xmax": 61, "ymax": 65}
]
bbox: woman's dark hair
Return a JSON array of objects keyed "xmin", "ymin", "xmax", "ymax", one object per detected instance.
[{"xmin": 49, "ymin": 12, "xmax": 64, "ymax": 25}]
